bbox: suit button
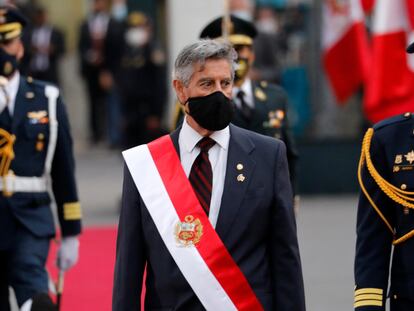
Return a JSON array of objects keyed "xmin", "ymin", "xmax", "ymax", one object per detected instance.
[{"xmin": 401, "ymin": 184, "xmax": 407, "ymax": 190}]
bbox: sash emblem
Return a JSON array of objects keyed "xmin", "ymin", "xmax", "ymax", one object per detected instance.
[{"xmin": 175, "ymin": 215, "xmax": 203, "ymax": 247}]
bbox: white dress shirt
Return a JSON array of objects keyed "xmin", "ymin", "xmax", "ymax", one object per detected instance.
[
  {"xmin": 178, "ymin": 116, "xmax": 230, "ymax": 228},
  {"xmin": 0, "ymin": 72, "xmax": 20, "ymax": 115},
  {"xmin": 232, "ymin": 78, "xmax": 254, "ymax": 109}
]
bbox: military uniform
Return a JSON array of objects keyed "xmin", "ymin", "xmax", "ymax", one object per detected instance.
[
  {"xmin": 232, "ymin": 79, "xmax": 298, "ymax": 192},
  {"xmin": 0, "ymin": 74, "xmax": 81, "ymax": 307},
  {"xmin": 355, "ymin": 112, "xmax": 414, "ymax": 311}
]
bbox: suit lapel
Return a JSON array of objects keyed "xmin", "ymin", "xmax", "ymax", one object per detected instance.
[
  {"xmin": 215, "ymin": 125, "xmax": 256, "ymax": 240},
  {"xmin": 169, "ymin": 127, "xmax": 181, "ymax": 155},
  {"xmin": 12, "ymin": 78, "xmax": 29, "ymax": 132}
]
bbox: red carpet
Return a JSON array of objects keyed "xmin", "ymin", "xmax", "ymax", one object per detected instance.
[{"xmin": 46, "ymin": 226, "xmax": 117, "ymax": 311}]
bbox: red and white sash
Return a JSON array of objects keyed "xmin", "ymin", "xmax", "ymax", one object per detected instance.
[{"xmin": 122, "ymin": 135, "xmax": 263, "ymax": 311}]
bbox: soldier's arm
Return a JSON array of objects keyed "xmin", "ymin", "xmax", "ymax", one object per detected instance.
[
  {"xmin": 354, "ymin": 131, "xmax": 394, "ymax": 311},
  {"xmin": 276, "ymin": 88, "xmax": 299, "ymax": 195},
  {"xmin": 50, "ymin": 96, "xmax": 81, "ymax": 237}
]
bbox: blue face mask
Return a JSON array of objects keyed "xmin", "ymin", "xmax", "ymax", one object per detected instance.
[
  {"xmin": 187, "ymin": 91, "xmax": 234, "ymax": 131},
  {"xmin": 0, "ymin": 48, "xmax": 18, "ymax": 78}
]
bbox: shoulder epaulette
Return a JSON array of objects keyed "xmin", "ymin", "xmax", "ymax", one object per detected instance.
[
  {"xmin": 259, "ymin": 80, "xmax": 268, "ymax": 88},
  {"xmin": 373, "ymin": 112, "xmax": 412, "ymax": 131}
]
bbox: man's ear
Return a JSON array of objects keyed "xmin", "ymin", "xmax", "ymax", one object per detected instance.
[{"xmin": 173, "ymin": 79, "xmax": 187, "ymax": 104}]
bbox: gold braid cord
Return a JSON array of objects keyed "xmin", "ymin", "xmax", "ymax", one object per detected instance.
[
  {"xmin": 359, "ymin": 128, "xmax": 414, "ymax": 245},
  {"xmin": 0, "ymin": 128, "xmax": 15, "ymax": 176}
]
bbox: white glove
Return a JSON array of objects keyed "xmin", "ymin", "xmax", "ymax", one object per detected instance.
[{"xmin": 57, "ymin": 236, "xmax": 79, "ymax": 271}]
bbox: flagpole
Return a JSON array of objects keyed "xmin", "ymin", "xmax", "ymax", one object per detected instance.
[{"xmin": 222, "ymin": 0, "xmax": 230, "ymax": 40}]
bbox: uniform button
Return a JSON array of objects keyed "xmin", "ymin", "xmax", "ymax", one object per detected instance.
[
  {"xmin": 401, "ymin": 184, "xmax": 407, "ymax": 190},
  {"xmin": 394, "ymin": 294, "xmax": 398, "ymax": 299},
  {"xmin": 404, "ymin": 112, "xmax": 411, "ymax": 118}
]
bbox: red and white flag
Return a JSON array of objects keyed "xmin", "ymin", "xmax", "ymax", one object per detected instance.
[
  {"xmin": 322, "ymin": 0, "xmax": 370, "ymax": 104},
  {"xmin": 364, "ymin": 0, "xmax": 414, "ymax": 123},
  {"xmin": 361, "ymin": 0, "xmax": 375, "ymax": 14}
]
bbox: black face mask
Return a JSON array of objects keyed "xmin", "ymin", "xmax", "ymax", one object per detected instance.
[
  {"xmin": 187, "ymin": 91, "xmax": 234, "ymax": 131},
  {"xmin": 0, "ymin": 48, "xmax": 18, "ymax": 78}
]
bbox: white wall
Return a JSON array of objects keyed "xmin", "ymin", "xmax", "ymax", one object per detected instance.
[{"xmin": 165, "ymin": 0, "xmax": 224, "ymax": 124}]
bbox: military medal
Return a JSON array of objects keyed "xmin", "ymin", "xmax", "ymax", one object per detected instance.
[
  {"xmin": 175, "ymin": 215, "xmax": 203, "ymax": 247},
  {"xmin": 254, "ymin": 87, "xmax": 267, "ymax": 101},
  {"xmin": 404, "ymin": 150, "xmax": 414, "ymax": 164},
  {"xmin": 36, "ymin": 133, "xmax": 45, "ymax": 151}
]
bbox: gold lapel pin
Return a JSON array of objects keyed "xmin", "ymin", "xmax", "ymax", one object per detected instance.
[
  {"xmin": 237, "ymin": 174, "xmax": 245, "ymax": 182},
  {"xmin": 236, "ymin": 163, "xmax": 243, "ymax": 170},
  {"xmin": 26, "ymin": 92, "xmax": 35, "ymax": 99}
]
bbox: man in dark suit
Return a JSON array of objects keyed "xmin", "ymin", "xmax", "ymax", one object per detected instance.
[
  {"xmin": 173, "ymin": 15, "xmax": 298, "ymax": 198},
  {"xmin": 78, "ymin": 0, "xmax": 117, "ymax": 144},
  {"xmin": 0, "ymin": 6, "xmax": 81, "ymax": 310},
  {"xmin": 113, "ymin": 39, "xmax": 305, "ymax": 310},
  {"xmin": 21, "ymin": 6, "xmax": 65, "ymax": 86}
]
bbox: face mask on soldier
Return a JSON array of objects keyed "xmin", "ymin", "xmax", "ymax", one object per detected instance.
[
  {"xmin": 125, "ymin": 27, "xmax": 149, "ymax": 47},
  {"xmin": 256, "ymin": 18, "xmax": 279, "ymax": 35},
  {"xmin": 234, "ymin": 57, "xmax": 250, "ymax": 85},
  {"xmin": 0, "ymin": 48, "xmax": 18, "ymax": 79}
]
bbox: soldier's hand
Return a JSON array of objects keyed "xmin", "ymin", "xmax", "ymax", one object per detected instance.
[{"xmin": 57, "ymin": 236, "xmax": 80, "ymax": 271}]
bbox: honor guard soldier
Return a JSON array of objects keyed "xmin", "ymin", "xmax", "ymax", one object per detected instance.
[
  {"xmin": 355, "ymin": 111, "xmax": 414, "ymax": 310},
  {"xmin": 0, "ymin": 6, "xmax": 81, "ymax": 310},
  {"xmin": 173, "ymin": 15, "xmax": 299, "ymax": 197}
]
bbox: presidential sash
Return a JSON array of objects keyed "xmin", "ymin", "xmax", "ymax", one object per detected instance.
[{"xmin": 123, "ymin": 135, "xmax": 263, "ymax": 311}]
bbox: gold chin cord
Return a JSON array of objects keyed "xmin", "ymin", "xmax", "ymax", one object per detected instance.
[
  {"xmin": 0, "ymin": 128, "xmax": 15, "ymax": 196},
  {"xmin": 359, "ymin": 128, "xmax": 414, "ymax": 245}
]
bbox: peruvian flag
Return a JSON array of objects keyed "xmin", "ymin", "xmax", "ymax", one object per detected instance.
[
  {"xmin": 364, "ymin": 0, "xmax": 414, "ymax": 123},
  {"xmin": 322, "ymin": 0, "xmax": 370, "ymax": 104},
  {"xmin": 361, "ymin": 0, "xmax": 375, "ymax": 14}
]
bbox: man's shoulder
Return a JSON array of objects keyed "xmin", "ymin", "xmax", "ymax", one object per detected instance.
[
  {"xmin": 253, "ymin": 80, "xmax": 287, "ymax": 96},
  {"xmin": 21, "ymin": 76, "xmax": 59, "ymax": 93},
  {"xmin": 373, "ymin": 112, "xmax": 413, "ymax": 133},
  {"xmin": 231, "ymin": 124, "xmax": 284, "ymax": 148},
  {"xmin": 252, "ymin": 80, "xmax": 288, "ymax": 108}
]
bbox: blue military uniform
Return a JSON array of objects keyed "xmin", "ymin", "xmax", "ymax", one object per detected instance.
[
  {"xmin": 0, "ymin": 6, "xmax": 81, "ymax": 309},
  {"xmin": 355, "ymin": 112, "xmax": 414, "ymax": 310},
  {"xmin": 0, "ymin": 75, "xmax": 81, "ymax": 307}
]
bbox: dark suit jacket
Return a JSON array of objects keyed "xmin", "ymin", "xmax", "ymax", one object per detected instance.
[
  {"xmin": 0, "ymin": 76, "xmax": 81, "ymax": 250},
  {"xmin": 113, "ymin": 124, "xmax": 305, "ymax": 311}
]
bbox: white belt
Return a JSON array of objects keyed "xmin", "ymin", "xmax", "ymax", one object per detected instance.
[{"xmin": 0, "ymin": 174, "xmax": 48, "ymax": 194}]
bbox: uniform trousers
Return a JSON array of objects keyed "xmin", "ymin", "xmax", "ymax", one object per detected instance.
[{"xmin": 0, "ymin": 222, "xmax": 50, "ymax": 308}]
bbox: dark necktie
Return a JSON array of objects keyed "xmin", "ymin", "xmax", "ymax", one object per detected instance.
[
  {"xmin": 189, "ymin": 137, "xmax": 216, "ymax": 215},
  {"xmin": 236, "ymin": 90, "xmax": 252, "ymax": 122},
  {"xmin": 0, "ymin": 87, "xmax": 11, "ymax": 131}
]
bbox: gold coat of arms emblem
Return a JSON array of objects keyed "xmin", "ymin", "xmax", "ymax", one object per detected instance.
[{"xmin": 175, "ymin": 215, "xmax": 203, "ymax": 247}]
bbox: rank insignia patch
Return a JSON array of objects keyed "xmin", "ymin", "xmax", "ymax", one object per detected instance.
[{"xmin": 27, "ymin": 110, "xmax": 48, "ymax": 124}]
